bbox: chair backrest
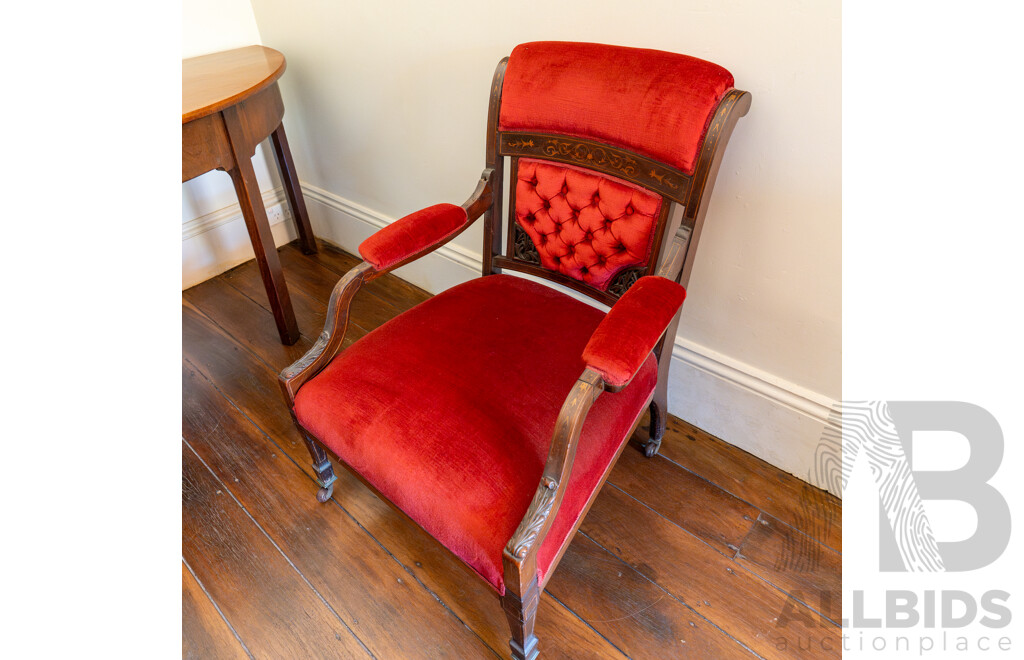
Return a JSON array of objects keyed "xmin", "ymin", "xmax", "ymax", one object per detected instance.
[{"xmin": 482, "ymin": 41, "xmax": 750, "ymax": 306}]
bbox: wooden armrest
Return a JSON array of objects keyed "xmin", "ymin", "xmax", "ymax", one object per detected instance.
[
  {"xmin": 278, "ymin": 170, "xmax": 494, "ymax": 406},
  {"xmin": 278, "ymin": 262, "xmax": 374, "ymax": 405},
  {"xmin": 582, "ymin": 276, "xmax": 686, "ymax": 390},
  {"xmin": 501, "ymin": 281, "xmax": 684, "ymax": 591},
  {"xmin": 502, "ymin": 279, "xmax": 684, "ymax": 572},
  {"xmin": 358, "ymin": 169, "xmax": 494, "ymax": 277},
  {"xmin": 502, "ymin": 369, "xmax": 604, "ymax": 584}
]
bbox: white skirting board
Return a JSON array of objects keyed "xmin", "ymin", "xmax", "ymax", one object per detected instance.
[
  {"xmin": 181, "ymin": 181, "xmax": 840, "ymax": 497},
  {"xmin": 666, "ymin": 340, "xmax": 838, "ymax": 495},
  {"xmin": 181, "ymin": 186, "xmax": 298, "ymax": 290}
]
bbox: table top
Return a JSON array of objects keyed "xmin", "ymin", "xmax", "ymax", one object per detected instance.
[{"xmin": 182, "ymin": 45, "xmax": 286, "ymax": 124}]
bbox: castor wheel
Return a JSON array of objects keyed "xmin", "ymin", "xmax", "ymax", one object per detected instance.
[
  {"xmin": 643, "ymin": 441, "xmax": 660, "ymax": 458},
  {"xmin": 316, "ymin": 483, "xmax": 334, "ymax": 503}
]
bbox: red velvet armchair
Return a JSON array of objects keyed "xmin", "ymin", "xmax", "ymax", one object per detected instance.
[{"xmin": 279, "ymin": 41, "xmax": 749, "ymax": 660}]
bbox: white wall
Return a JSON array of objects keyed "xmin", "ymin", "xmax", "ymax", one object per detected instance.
[
  {"xmin": 245, "ymin": 0, "xmax": 841, "ymax": 493},
  {"xmin": 181, "ymin": 0, "xmax": 297, "ymax": 289}
]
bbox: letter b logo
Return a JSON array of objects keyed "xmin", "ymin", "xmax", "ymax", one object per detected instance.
[{"xmin": 880, "ymin": 402, "xmax": 1010, "ymax": 571}]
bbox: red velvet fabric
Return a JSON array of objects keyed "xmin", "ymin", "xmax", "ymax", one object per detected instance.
[
  {"xmin": 358, "ymin": 203, "xmax": 468, "ymax": 271},
  {"xmin": 293, "ymin": 275, "xmax": 656, "ymax": 593},
  {"xmin": 499, "ymin": 41, "xmax": 734, "ymax": 175},
  {"xmin": 515, "ymin": 159, "xmax": 661, "ymax": 290},
  {"xmin": 583, "ymin": 276, "xmax": 686, "ymax": 388}
]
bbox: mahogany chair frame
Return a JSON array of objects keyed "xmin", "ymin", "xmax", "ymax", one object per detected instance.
[{"xmin": 279, "ymin": 54, "xmax": 750, "ymax": 660}]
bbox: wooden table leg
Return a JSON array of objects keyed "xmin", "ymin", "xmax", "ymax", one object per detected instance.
[
  {"xmin": 226, "ymin": 153, "xmax": 301, "ymax": 346},
  {"xmin": 271, "ymin": 124, "xmax": 318, "ymax": 255}
]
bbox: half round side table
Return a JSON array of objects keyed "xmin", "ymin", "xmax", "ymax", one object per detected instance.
[{"xmin": 183, "ymin": 45, "xmax": 316, "ymax": 345}]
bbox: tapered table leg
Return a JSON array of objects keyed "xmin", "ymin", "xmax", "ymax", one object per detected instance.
[
  {"xmin": 226, "ymin": 150, "xmax": 301, "ymax": 345},
  {"xmin": 271, "ymin": 124, "xmax": 317, "ymax": 255},
  {"xmin": 184, "ymin": 49, "xmax": 303, "ymax": 346}
]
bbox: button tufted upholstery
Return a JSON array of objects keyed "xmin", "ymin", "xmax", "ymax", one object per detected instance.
[{"xmin": 515, "ymin": 158, "xmax": 661, "ymax": 290}]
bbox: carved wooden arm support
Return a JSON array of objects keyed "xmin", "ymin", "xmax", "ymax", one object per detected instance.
[
  {"xmin": 502, "ymin": 368, "xmax": 604, "ymax": 586},
  {"xmin": 278, "ymin": 170, "xmax": 494, "ymax": 406},
  {"xmin": 278, "ymin": 261, "xmax": 374, "ymax": 405},
  {"xmin": 502, "ymin": 277, "xmax": 688, "ymax": 582}
]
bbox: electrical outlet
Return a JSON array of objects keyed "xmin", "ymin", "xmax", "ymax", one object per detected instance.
[{"xmin": 267, "ymin": 203, "xmax": 286, "ymax": 226}]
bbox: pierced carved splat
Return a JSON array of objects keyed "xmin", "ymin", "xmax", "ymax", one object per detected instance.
[
  {"xmin": 513, "ymin": 224, "xmax": 541, "ymax": 264},
  {"xmin": 607, "ymin": 267, "xmax": 645, "ymax": 297}
]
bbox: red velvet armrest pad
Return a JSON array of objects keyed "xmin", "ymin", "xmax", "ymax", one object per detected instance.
[
  {"xmin": 359, "ymin": 203, "xmax": 468, "ymax": 271},
  {"xmin": 582, "ymin": 276, "xmax": 686, "ymax": 388}
]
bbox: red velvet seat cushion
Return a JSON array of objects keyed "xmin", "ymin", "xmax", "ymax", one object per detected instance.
[
  {"xmin": 293, "ymin": 275, "xmax": 656, "ymax": 593},
  {"xmin": 499, "ymin": 41, "xmax": 734, "ymax": 175}
]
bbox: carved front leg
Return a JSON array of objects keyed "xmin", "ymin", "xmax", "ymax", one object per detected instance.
[
  {"xmin": 498, "ymin": 369, "xmax": 604, "ymax": 660},
  {"xmin": 300, "ymin": 432, "xmax": 337, "ymax": 503},
  {"xmin": 501, "ymin": 576, "xmax": 540, "ymax": 660}
]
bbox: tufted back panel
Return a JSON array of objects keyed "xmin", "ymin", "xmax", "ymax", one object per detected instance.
[
  {"xmin": 499, "ymin": 41, "xmax": 734, "ymax": 175},
  {"xmin": 514, "ymin": 158, "xmax": 662, "ymax": 291}
]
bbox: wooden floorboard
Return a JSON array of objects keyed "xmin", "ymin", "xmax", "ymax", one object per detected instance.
[
  {"xmin": 580, "ymin": 486, "xmax": 840, "ymax": 659},
  {"xmin": 185, "ymin": 276, "xmax": 314, "ymax": 369},
  {"xmin": 653, "ymin": 416, "xmax": 842, "ymax": 553},
  {"xmin": 222, "ymin": 260, "xmax": 332, "ymax": 339},
  {"xmin": 545, "ymin": 535, "xmax": 757, "ymax": 660},
  {"xmin": 608, "ymin": 447, "xmax": 759, "ymax": 556},
  {"xmin": 182, "ymin": 440, "xmax": 370, "ymax": 658},
  {"xmin": 182, "ymin": 239, "xmax": 842, "ymax": 659},
  {"xmin": 735, "ymin": 514, "xmax": 842, "ymax": 625},
  {"xmin": 285, "ymin": 241, "xmax": 432, "ymax": 313},
  {"xmin": 275, "ymin": 247, "xmax": 405, "ymax": 331},
  {"xmin": 182, "ymin": 561, "xmax": 251, "ymax": 660}
]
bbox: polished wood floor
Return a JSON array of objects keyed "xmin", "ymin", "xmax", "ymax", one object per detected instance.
[{"xmin": 182, "ymin": 240, "xmax": 842, "ymax": 659}]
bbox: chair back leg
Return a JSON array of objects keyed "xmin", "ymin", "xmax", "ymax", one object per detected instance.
[
  {"xmin": 644, "ymin": 307, "xmax": 682, "ymax": 457},
  {"xmin": 646, "ymin": 396, "xmax": 667, "ymax": 458}
]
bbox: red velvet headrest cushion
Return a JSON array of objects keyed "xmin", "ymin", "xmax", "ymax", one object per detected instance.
[{"xmin": 499, "ymin": 41, "xmax": 734, "ymax": 175}]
